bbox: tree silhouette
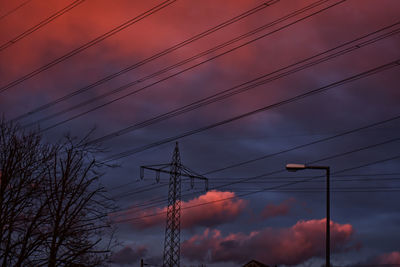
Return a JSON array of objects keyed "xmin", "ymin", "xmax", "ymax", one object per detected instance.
[{"xmin": 0, "ymin": 119, "xmax": 116, "ymax": 266}]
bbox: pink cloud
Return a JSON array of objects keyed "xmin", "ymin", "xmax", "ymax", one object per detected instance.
[
  {"xmin": 181, "ymin": 218, "xmax": 354, "ymax": 265},
  {"xmin": 261, "ymin": 197, "xmax": 295, "ymax": 219},
  {"xmin": 114, "ymin": 190, "xmax": 247, "ymax": 230}
]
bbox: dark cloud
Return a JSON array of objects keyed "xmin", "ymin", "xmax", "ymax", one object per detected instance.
[
  {"xmin": 348, "ymin": 251, "xmax": 400, "ymax": 267},
  {"xmin": 111, "ymin": 244, "xmax": 147, "ymax": 266}
]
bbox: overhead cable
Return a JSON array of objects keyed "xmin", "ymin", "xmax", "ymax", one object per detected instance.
[
  {"xmin": 0, "ymin": 0, "xmax": 177, "ymax": 94},
  {"xmin": 13, "ymin": 0, "xmax": 279, "ymax": 121},
  {"xmin": 28, "ymin": 0, "xmax": 348, "ymax": 130},
  {"xmin": 0, "ymin": 0, "xmax": 34, "ymax": 21},
  {"xmin": 102, "ymin": 59, "xmax": 400, "ymax": 163},
  {"xmin": 0, "ymin": 0, "xmax": 86, "ymax": 52}
]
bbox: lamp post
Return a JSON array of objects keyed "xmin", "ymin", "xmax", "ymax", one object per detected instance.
[{"xmin": 286, "ymin": 164, "xmax": 330, "ymax": 267}]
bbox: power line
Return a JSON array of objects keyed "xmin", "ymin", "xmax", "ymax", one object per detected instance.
[
  {"xmin": 112, "ymin": 176, "xmax": 400, "ymax": 200},
  {"xmin": 109, "ymin": 183, "xmax": 166, "ymax": 200},
  {"xmin": 0, "ymin": 0, "xmax": 177, "ymax": 94},
  {"xmin": 204, "ymin": 139, "xmax": 400, "ymax": 196},
  {"xmin": 110, "ymin": 135, "xmax": 400, "ymax": 215},
  {"xmin": 211, "ymin": 177, "xmax": 400, "ymax": 183},
  {"xmin": 0, "ymin": 0, "xmax": 86, "ymax": 52},
  {"xmin": 13, "ymin": 0, "xmax": 279, "ymax": 121},
  {"xmin": 106, "ymin": 167, "xmax": 400, "ymax": 195},
  {"xmin": 106, "ymin": 179, "xmax": 141, "ymax": 192},
  {"xmin": 113, "ymin": 154, "xmax": 400, "ymax": 223},
  {"xmin": 0, "ymin": 0, "xmax": 34, "ymax": 21},
  {"xmin": 230, "ymin": 189, "xmax": 400, "ymax": 193},
  {"xmin": 112, "ymin": 186, "xmax": 400, "ymax": 219},
  {"xmin": 34, "ymin": 20, "xmax": 400, "ymax": 134},
  {"xmin": 103, "ymin": 106, "xmax": 400, "ymax": 206},
  {"xmin": 107, "ymin": 117, "xmax": 400, "ymax": 217},
  {"xmin": 101, "ymin": 59, "xmax": 400, "ymax": 163},
  {"xmin": 202, "ymin": 172, "xmax": 400, "ymax": 181},
  {"xmin": 29, "ymin": 0, "xmax": 350, "ymax": 131},
  {"xmin": 105, "ymin": 113, "xmax": 400, "ymax": 210},
  {"xmin": 225, "ymin": 186, "xmax": 400, "ymax": 192},
  {"xmin": 77, "ymin": 22, "xmax": 400, "ymax": 145},
  {"xmin": 110, "ymin": 136, "xmax": 400, "ymax": 201},
  {"xmin": 120, "ymin": 155, "xmax": 400, "ymax": 220},
  {"xmin": 206, "ymin": 130, "xmax": 400, "ymax": 177}
]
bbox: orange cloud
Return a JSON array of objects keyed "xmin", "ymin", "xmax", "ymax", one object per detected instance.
[
  {"xmin": 114, "ymin": 190, "xmax": 247, "ymax": 230},
  {"xmin": 181, "ymin": 218, "xmax": 354, "ymax": 265}
]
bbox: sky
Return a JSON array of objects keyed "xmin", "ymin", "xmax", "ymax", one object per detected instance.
[{"xmin": 0, "ymin": 0, "xmax": 399, "ymax": 266}]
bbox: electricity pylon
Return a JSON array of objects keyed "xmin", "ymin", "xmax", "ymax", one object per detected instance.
[{"xmin": 140, "ymin": 142, "xmax": 208, "ymax": 267}]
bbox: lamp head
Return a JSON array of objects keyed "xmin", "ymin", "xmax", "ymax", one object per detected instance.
[{"xmin": 286, "ymin": 163, "xmax": 306, "ymax": 172}]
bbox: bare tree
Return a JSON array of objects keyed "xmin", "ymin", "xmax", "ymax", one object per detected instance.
[
  {"xmin": 0, "ymin": 119, "xmax": 116, "ymax": 267},
  {"xmin": 0, "ymin": 119, "xmax": 53, "ymax": 266}
]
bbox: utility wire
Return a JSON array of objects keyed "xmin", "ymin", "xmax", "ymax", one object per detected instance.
[
  {"xmin": 0, "ymin": 0, "xmax": 86, "ymax": 52},
  {"xmin": 34, "ymin": 21, "xmax": 400, "ymax": 134},
  {"xmin": 111, "ymin": 136, "xmax": 400, "ymax": 201},
  {"xmin": 122, "ymin": 155, "xmax": 400, "ymax": 218},
  {"xmin": 30, "ymin": 0, "xmax": 349, "ymax": 131},
  {"xmin": 124, "ymin": 142, "xmax": 400, "ymax": 211},
  {"xmin": 204, "ymin": 140, "xmax": 400, "ymax": 198},
  {"xmin": 203, "ymin": 172, "xmax": 400, "ymax": 181},
  {"xmin": 111, "ymin": 135, "xmax": 400, "ymax": 214},
  {"xmin": 226, "ymin": 186, "xmax": 400, "ymax": 191},
  {"xmin": 102, "ymin": 59, "xmax": 400, "ymax": 163},
  {"xmin": 0, "ymin": 0, "xmax": 177, "ymax": 94},
  {"xmin": 211, "ymin": 177, "xmax": 400, "ymax": 183},
  {"xmin": 204, "ymin": 129, "xmax": 400, "ymax": 175},
  {"xmin": 79, "ymin": 22, "xmax": 400, "ymax": 145},
  {"xmin": 113, "ymin": 186, "xmax": 400, "ymax": 217},
  {"xmin": 113, "ymin": 177, "xmax": 400, "ymax": 200},
  {"xmin": 113, "ymin": 154, "xmax": 400, "ymax": 223},
  {"xmin": 105, "ymin": 113, "xmax": 400, "ymax": 208},
  {"xmin": 228, "ymin": 189, "xmax": 400, "ymax": 193},
  {"xmin": 121, "ymin": 179, "xmax": 400, "ymax": 211},
  {"xmin": 0, "ymin": 0, "xmax": 34, "ymax": 21},
  {"xmin": 13, "ymin": 0, "xmax": 279, "ymax": 121},
  {"xmin": 109, "ymin": 183, "xmax": 166, "ymax": 200}
]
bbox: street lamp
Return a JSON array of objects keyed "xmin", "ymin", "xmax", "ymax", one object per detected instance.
[{"xmin": 286, "ymin": 163, "xmax": 331, "ymax": 267}]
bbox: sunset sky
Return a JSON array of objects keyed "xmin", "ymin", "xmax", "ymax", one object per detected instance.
[{"xmin": 0, "ymin": 0, "xmax": 399, "ymax": 266}]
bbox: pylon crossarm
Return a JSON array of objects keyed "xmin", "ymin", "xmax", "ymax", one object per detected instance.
[
  {"xmin": 140, "ymin": 165, "xmax": 169, "ymax": 180},
  {"xmin": 181, "ymin": 166, "xmax": 207, "ymax": 180},
  {"xmin": 142, "ymin": 166, "xmax": 206, "ymax": 180},
  {"xmin": 180, "ymin": 166, "xmax": 208, "ymax": 191}
]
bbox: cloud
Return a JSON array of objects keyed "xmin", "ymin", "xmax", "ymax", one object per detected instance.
[
  {"xmin": 261, "ymin": 197, "xmax": 295, "ymax": 219},
  {"xmin": 350, "ymin": 251, "xmax": 400, "ymax": 267},
  {"xmin": 181, "ymin": 218, "xmax": 354, "ymax": 265},
  {"xmin": 114, "ymin": 190, "xmax": 247, "ymax": 230},
  {"xmin": 111, "ymin": 244, "xmax": 147, "ymax": 266},
  {"xmin": 375, "ymin": 251, "xmax": 400, "ymax": 264}
]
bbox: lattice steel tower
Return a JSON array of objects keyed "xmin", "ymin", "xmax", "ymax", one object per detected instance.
[
  {"xmin": 163, "ymin": 142, "xmax": 182, "ymax": 267},
  {"xmin": 140, "ymin": 142, "xmax": 208, "ymax": 267}
]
